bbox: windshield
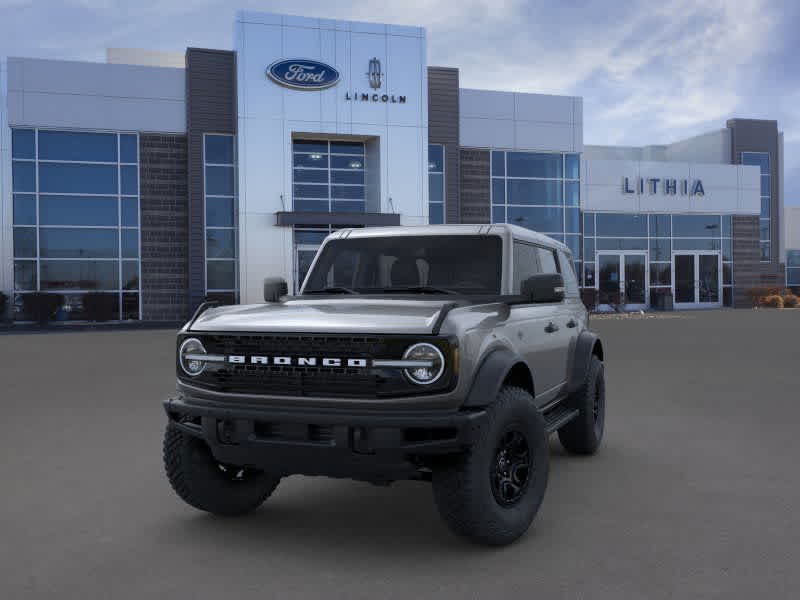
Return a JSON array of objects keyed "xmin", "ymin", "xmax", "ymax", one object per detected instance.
[{"xmin": 302, "ymin": 235, "xmax": 503, "ymax": 295}]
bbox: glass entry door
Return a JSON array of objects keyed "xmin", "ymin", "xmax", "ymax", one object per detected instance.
[
  {"xmin": 597, "ymin": 252, "xmax": 648, "ymax": 311},
  {"xmin": 672, "ymin": 252, "xmax": 721, "ymax": 309}
]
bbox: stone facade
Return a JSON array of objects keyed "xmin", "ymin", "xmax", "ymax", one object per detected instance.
[
  {"xmin": 139, "ymin": 134, "xmax": 189, "ymax": 322},
  {"xmin": 459, "ymin": 149, "xmax": 490, "ymax": 224}
]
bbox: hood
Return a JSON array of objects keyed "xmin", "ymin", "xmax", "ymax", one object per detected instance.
[{"xmin": 188, "ymin": 297, "xmax": 457, "ymax": 335}]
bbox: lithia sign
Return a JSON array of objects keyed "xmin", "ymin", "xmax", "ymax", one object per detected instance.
[
  {"xmin": 623, "ymin": 177, "xmax": 705, "ymax": 196},
  {"xmin": 267, "ymin": 57, "xmax": 406, "ymax": 103}
]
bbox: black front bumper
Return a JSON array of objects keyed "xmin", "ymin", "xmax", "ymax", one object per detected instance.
[{"xmin": 163, "ymin": 395, "xmax": 486, "ymax": 482}]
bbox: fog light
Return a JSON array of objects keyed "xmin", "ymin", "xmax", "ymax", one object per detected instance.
[
  {"xmin": 179, "ymin": 338, "xmax": 207, "ymax": 376},
  {"xmin": 403, "ymin": 343, "xmax": 445, "ymax": 385}
]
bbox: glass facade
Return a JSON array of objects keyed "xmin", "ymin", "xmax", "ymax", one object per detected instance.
[
  {"xmin": 491, "ymin": 150, "xmax": 581, "ymax": 273},
  {"xmin": 428, "ymin": 144, "xmax": 444, "ymax": 224},
  {"xmin": 11, "ymin": 128, "xmax": 141, "ymax": 320},
  {"xmin": 292, "ymin": 140, "xmax": 365, "ymax": 213},
  {"xmin": 204, "ymin": 134, "xmax": 238, "ymax": 303},
  {"xmin": 787, "ymin": 250, "xmax": 800, "ymax": 288},
  {"xmin": 742, "ymin": 152, "xmax": 770, "ymax": 261},
  {"xmin": 583, "ymin": 212, "xmax": 733, "ymax": 306}
]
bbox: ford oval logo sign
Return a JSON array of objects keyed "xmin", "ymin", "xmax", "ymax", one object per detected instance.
[{"xmin": 267, "ymin": 59, "xmax": 340, "ymax": 90}]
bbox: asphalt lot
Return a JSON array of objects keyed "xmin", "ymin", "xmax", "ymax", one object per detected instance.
[{"xmin": 1, "ymin": 309, "xmax": 799, "ymax": 599}]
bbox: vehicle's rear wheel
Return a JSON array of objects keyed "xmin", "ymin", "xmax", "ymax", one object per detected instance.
[
  {"xmin": 558, "ymin": 355, "xmax": 605, "ymax": 455},
  {"xmin": 163, "ymin": 424, "xmax": 280, "ymax": 516},
  {"xmin": 432, "ymin": 386, "xmax": 549, "ymax": 546}
]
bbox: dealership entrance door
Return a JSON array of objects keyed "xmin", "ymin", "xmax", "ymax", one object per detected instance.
[
  {"xmin": 672, "ymin": 252, "xmax": 722, "ymax": 309},
  {"xmin": 596, "ymin": 252, "xmax": 648, "ymax": 311}
]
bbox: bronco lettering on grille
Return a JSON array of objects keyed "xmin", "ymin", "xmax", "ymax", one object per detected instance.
[{"xmin": 227, "ymin": 355, "xmax": 368, "ymax": 368}]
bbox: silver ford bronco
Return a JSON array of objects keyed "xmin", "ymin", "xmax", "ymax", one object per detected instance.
[{"xmin": 163, "ymin": 224, "xmax": 605, "ymax": 545}]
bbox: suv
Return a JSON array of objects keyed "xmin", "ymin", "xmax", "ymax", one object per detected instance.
[{"xmin": 163, "ymin": 224, "xmax": 605, "ymax": 545}]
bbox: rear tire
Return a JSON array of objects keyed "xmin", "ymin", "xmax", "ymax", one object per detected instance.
[
  {"xmin": 558, "ymin": 355, "xmax": 605, "ymax": 455},
  {"xmin": 163, "ymin": 425, "xmax": 280, "ymax": 516},
  {"xmin": 432, "ymin": 386, "xmax": 549, "ymax": 546}
]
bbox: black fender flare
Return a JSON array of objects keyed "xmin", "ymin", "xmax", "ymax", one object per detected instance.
[
  {"xmin": 567, "ymin": 331, "xmax": 604, "ymax": 395},
  {"xmin": 463, "ymin": 347, "xmax": 528, "ymax": 408}
]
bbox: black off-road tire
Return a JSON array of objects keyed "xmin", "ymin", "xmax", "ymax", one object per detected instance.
[
  {"xmin": 432, "ymin": 386, "xmax": 549, "ymax": 546},
  {"xmin": 558, "ymin": 355, "xmax": 605, "ymax": 455},
  {"xmin": 163, "ymin": 425, "xmax": 281, "ymax": 516}
]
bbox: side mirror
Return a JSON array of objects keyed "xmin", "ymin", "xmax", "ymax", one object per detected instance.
[
  {"xmin": 263, "ymin": 277, "xmax": 288, "ymax": 303},
  {"xmin": 521, "ymin": 273, "xmax": 565, "ymax": 303}
]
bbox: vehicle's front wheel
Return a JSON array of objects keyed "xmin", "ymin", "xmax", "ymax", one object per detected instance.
[
  {"xmin": 163, "ymin": 425, "xmax": 280, "ymax": 516},
  {"xmin": 558, "ymin": 355, "xmax": 605, "ymax": 455},
  {"xmin": 432, "ymin": 386, "xmax": 549, "ymax": 546}
]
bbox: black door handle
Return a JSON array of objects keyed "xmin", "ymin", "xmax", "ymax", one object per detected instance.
[
  {"xmin": 545, "ymin": 322, "xmax": 559, "ymax": 333},
  {"xmin": 566, "ymin": 319, "xmax": 577, "ymax": 328}
]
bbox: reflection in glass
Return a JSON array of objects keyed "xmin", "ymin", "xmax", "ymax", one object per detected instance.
[
  {"xmin": 38, "ymin": 130, "xmax": 117, "ymax": 162},
  {"xmin": 39, "ymin": 228, "xmax": 118, "ymax": 258},
  {"xmin": 507, "ymin": 152, "xmax": 562, "ymax": 178},
  {"xmin": 206, "ymin": 229, "xmax": 236, "ymax": 258},
  {"xmin": 13, "ymin": 194, "xmax": 36, "ymax": 225},
  {"xmin": 205, "ymin": 135, "xmax": 234, "ymax": 164},
  {"xmin": 13, "ymin": 227, "xmax": 37, "ymax": 258},
  {"xmin": 507, "ymin": 206, "xmax": 563, "ymax": 233},
  {"xmin": 39, "ymin": 163, "xmax": 118, "ymax": 194},
  {"xmin": 596, "ymin": 213, "xmax": 647, "ymax": 237},
  {"xmin": 207, "ymin": 260, "xmax": 236, "ymax": 290},
  {"xmin": 40, "ymin": 195, "xmax": 118, "ymax": 226},
  {"xmin": 40, "ymin": 261, "xmax": 119, "ymax": 290},
  {"xmin": 14, "ymin": 261, "xmax": 37, "ymax": 291}
]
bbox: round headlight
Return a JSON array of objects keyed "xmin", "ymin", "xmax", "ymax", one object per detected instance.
[
  {"xmin": 179, "ymin": 338, "xmax": 207, "ymax": 376},
  {"xmin": 403, "ymin": 343, "xmax": 445, "ymax": 385}
]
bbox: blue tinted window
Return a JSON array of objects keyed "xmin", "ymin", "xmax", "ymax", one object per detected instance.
[
  {"xmin": 596, "ymin": 213, "xmax": 647, "ymax": 237},
  {"xmin": 40, "ymin": 195, "xmax": 118, "ymax": 226},
  {"xmin": 293, "ymin": 140, "xmax": 328, "ymax": 154},
  {"xmin": 428, "ymin": 145, "xmax": 444, "ymax": 172},
  {"xmin": 429, "ymin": 203, "xmax": 444, "ymax": 225},
  {"xmin": 294, "ymin": 153, "xmax": 329, "ymax": 168},
  {"xmin": 787, "ymin": 250, "xmax": 800, "ymax": 268},
  {"xmin": 760, "ymin": 175, "xmax": 770, "ymax": 197},
  {"xmin": 294, "ymin": 231, "xmax": 328, "ymax": 245},
  {"xmin": 429, "ymin": 174, "xmax": 444, "ymax": 204},
  {"xmin": 649, "ymin": 238, "xmax": 671, "ymax": 261},
  {"xmin": 14, "ymin": 261, "xmax": 37, "ymax": 291},
  {"xmin": 565, "ymin": 207, "xmax": 580, "ymax": 233},
  {"xmin": 332, "ymin": 170, "xmax": 364, "ymax": 185},
  {"xmin": 673, "ymin": 214, "xmax": 721, "ymax": 237},
  {"xmin": 565, "ymin": 181, "xmax": 579, "ymax": 206},
  {"xmin": 721, "ymin": 215, "xmax": 732, "ymax": 237},
  {"xmin": 205, "ymin": 166, "xmax": 235, "ymax": 195},
  {"xmin": 12, "ymin": 161, "xmax": 36, "ymax": 192},
  {"xmin": 331, "ymin": 201, "xmax": 366, "ymax": 213},
  {"xmin": 722, "ymin": 238, "xmax": 732, "ymax": 261},
  {"xmin": 206, "ymin": 229, "xmax": 236, "ymax": 259},
  {"xmin": 507, "ymin": 152, "xmax": 562, "ymax": 178},
  {"xmin": 759, "ymin": 220, "xmax": 770, "ymax": 240},
  {"xmin": 491, "ymin": 206, "xmax": 505, "ymax": 224},
  {"xmin": 206, "ymin": 197, "xmax": 234, "ymax": 227},
  {"xmin": 760, "ymin": 242, "xmax": 770, "ymax": 261},
  {"xmin": 294, "ymin": 199, "xmax": 329, "ymax": 212},
  {"xmin": 761, "ymin": 197, "xmax": 770, "ymax": 218},
  {"xmin": 565, "ymin": 234, "xmax": 581, "ymax": 260},
  {"xmin": 40, "ymin": 260, "xmax": 119, "ymax": 290},
  {"xmin": 294, "ymin": 169, "xmax": 328, "ymax": 184},
  {"xmin": 207, "ymin": 260, "xmax": 236, "ymax": 290},
  {"xmin": 121, "ymin": 229, "xmax": 139, "ymax": 258},
  {"xmin": 596, "ymin": 238, "xmax": 647, "ymax": 251},
  {"xmin": 492, "ymin": 179, "xmax": 505, "ymax": 205},
  {"xmin": 491, "ymin": 151, "xmax": 505, "ymax": 177},
  {"xmin": 39, "ymin": 228, "xmax": 118, "ymax": 258},
  {"xmin": 122, "ymin": 261, "xmax": 139, "ymax": 290},
  {"xmin": 13, "ymin": 194, "xmax": 36, "ymax": 225},
  {"xmin": 294, "ymin": 184, "xmax": 329, "ymax": 199},
  {"xmin": 331, "ymin": 185, "xmax": 364, "ymax": 200},
  {"xmin": 506, "ymin": 206, "xmax": 563, "ymax": 233},
  {"xmin": 330, "ymin": 141, "xmax": 364, "ymax": 155},
  {"xmin": 39, "ymin": 163, "xmax": 118, "ymax": 194},
  {"xmin": 741, "ymin": 152, "xmax": 769, "ymax": 174},
  {"xmin": 584, "ymin": 238, "xmax": 595, "ymax": 261},
  {"xmin": 38, "ymin": 131, "xmax": 117, "ymax": 162},
  {"xmin": 12, "ymin": 129, "xmax": 35, "ymax": 159},
  {"xmin": 673, "ymin": 238, "xmax": 721, "ymax": 251},
  {"xmin": 14, "ymin": 227, "xmax": 37, "ymax": 257},
  {"xmin": 121, "ymin": 165, "xmax": 138, "ymax": 195},
  {"xmin": 583, "ymin": 213, "xmax": 595, "ymax": 236},
  {"xmin": 331, "ymin": 155, "xmax": 363, "ymax": 169},
  {"xmin": 565, "ymin": 154, "xmax": 580, "ymax": 179},
  {"xmin": 507, "ymin": 180, "xmax": 562, "ymax": 205},
  {"xmin": 120, "ymin": 135, "xmax": 138, "ymax": 163},
  {"xmin": 789, "ymin": 269, "xmax": 800, "ymax": 285},
  {"xmin": 649, "ymin": 214, "xmax": 671, "ymax": 237},
  {"xmin": 205, "ymin": 135, "xmax": 234, "ymax": 164},
  {"xmin": 121, "ymin": 198, "xmax": 139, "ymax": 227}
]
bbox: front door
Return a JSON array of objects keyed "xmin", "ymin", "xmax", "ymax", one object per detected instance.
[
  {"xmin": 672, "ymin": 252, "xmax": 721, "ymax": 309},
  {"xmin": 597, "ymin": 252, "xmax": 648, "ymax": 311}
]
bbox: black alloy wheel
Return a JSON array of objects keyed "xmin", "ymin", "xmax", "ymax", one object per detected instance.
[{"xmin": 490, "ymin": 427, "xmax": 532, "ymax": 507}]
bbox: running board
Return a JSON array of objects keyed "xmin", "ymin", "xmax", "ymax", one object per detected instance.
[{"xmin": 544, "ymin": 407, "xmax": 580, "ymax": 434}]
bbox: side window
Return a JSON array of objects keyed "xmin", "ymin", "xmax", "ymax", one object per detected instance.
[
  {"xmin": 513, "ymin": 241, "xmax": 541, "ymax": 293},
  {"xmin": 558, "ymin": 250, "xmax": 580, "ymax": 298},
  {"xmin": 537, "ymin": 247, "xmax": 560, "ymax": 274}
]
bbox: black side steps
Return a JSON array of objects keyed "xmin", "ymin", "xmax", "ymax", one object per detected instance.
[{"xmin": 543, "ymin": 406, "xmax": 580, "ymax": 434}]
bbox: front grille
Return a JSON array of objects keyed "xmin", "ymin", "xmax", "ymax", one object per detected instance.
[{"xmin": 182, "ymin": 333, "xmax": 453, "ymax": 399}]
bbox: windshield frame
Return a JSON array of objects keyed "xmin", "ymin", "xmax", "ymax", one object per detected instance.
[{"xmin": 299, "ymin": 233, "xmax": 508, "ymax": 297}]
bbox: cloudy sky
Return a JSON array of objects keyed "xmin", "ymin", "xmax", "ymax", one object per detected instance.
[{"xmin": 2, "ymin": 0, "xmax": 798, "ymax": 204}]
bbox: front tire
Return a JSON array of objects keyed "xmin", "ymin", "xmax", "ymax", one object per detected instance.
[
  {"xmin": 163, "ymin": 425, "xmax": 281, "ymax": 516},
  {"xmin": 558, "ymin": 355, "xmax": 605, "ymax": 455},
  {"xmin": 432, "ymin": 386, "xmax": 549, "ymax": 546}
]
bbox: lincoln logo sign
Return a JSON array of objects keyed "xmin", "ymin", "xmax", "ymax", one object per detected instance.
[
  {"xmin": 266, "ymin": 59, "xmax": 340, "ymax": 90},
  {"xmin": 623, "ymin": 177, "xmax": 705, "ymax": 196}
]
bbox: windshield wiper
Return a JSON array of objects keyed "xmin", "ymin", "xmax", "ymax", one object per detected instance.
[
  {"xmin": 378, "ymin": 286, "xmax": 459, "ymax": 295},
  {"xmin": 304, "ymin": 286, "xmax": 358, "ymax": 295}
]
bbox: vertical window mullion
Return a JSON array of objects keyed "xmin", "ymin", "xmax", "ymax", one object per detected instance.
[
  {"xmin": 35, "ymin": 128, "xmax": 41, "ymax": 293},
  {"xmin": 117, "ymin": 133, "xmax": 122, "ymax": 320}
]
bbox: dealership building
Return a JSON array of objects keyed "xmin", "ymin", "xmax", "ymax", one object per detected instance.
[{"xmin": 0, "ymin": 10, "xmax": 793, "ymax": 321}]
